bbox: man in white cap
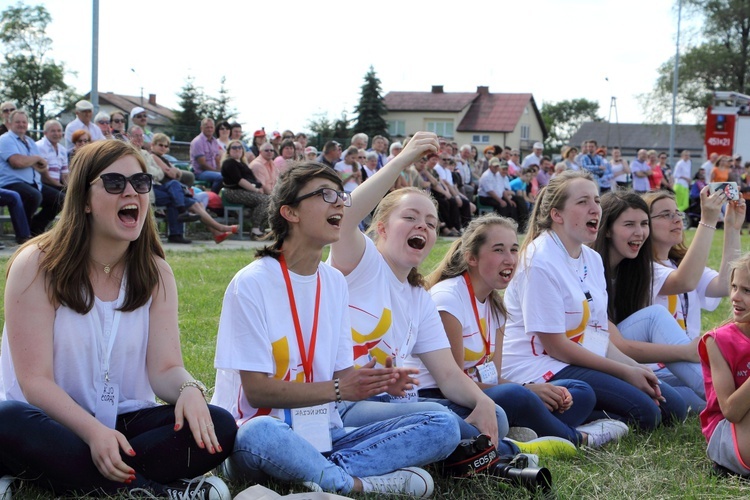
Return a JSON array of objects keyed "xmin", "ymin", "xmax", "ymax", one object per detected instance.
[
  {"xmin": 64, "ymin": 100, "xmax": 104, "ymax": 148},
  {"xmin": 521, "ymin": 141, "xmax": 544, "ymax": 169},
  {"xmin": 130, "ymin": 106, "xmax": 153, "ymax": 149}
]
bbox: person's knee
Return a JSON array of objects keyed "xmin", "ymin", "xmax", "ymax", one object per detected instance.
[
  {"xmin": 207, "ymin": 405, "xmax": 238, "ymax": 449},
  {"xmin": 427, "ymin": 412, "xmax": 462, "ymax": 460}
]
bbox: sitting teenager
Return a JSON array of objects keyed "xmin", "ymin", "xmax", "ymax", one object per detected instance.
[
  {"xmin": 211, "ymin": 162, "xmax": 459, "ymax": 497},
  {"xmin": 0, "ymin": 140, "xmax": 236, "ymax": 498}
]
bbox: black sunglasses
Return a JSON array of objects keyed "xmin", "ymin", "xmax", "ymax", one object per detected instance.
[
  {"xmin": 292, "ymin": 187, "xmax": 351, "ymax": 207},
  {"xmin": 90, "ymin": 172, "xmax": 153, "ymax": 194}
]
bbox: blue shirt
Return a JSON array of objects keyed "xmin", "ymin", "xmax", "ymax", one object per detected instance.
[
  {"xmin": 580, "ymin": 154, "xmax": 604, "ymax": 178},
  {"xmin": 0, "ymin": 131, "xmax": 41, "ymax": 188},
  {"xmin": 509, "ymin": 177, "xmax": 528, "ymax": 193}
]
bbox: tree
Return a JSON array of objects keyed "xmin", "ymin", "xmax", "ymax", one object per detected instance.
[
  {"xmin": 353, "ymin": 66, "xmax": 389, "ymax": 142},
  {"xmin": 0, "ymin": 2, "xmax": 69, "ymax": 129},
  {"xmin": 540, "ymin": 98, "xmax": 602, "ymax": 153},
  {"xmin": 203, "ymin": 76, "xmax": 237, "ymax": 124},
  {"xmin": 645, "ymin": 0, "xmax": 750, "ymax": 122},
  {"xmin": 171, "ymin": 76, "xmax": 205, "ymax": 141}
]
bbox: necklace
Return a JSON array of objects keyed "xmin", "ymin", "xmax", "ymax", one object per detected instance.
[{"xmin": 90, "ymin": 254, "xmax": 125, "ymax": 275}]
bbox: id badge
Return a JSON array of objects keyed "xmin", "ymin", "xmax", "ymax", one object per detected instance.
[
  {"xmin": 582, "ymin": 326, "xmax": 609, "ymax": 358},
  {"xmin": 476, "ymin": 362, "xmax": 498, "ymax": 385},
  {"xmin": 291, "ymin": 404, "xmax": 332, "ymax": 453},
  {"xmin": 388, "ymin": 387, "xmax": 418, "ymax": 404},
  {"xmin": 94, "ymin": 381, "xmax": 119, "ymax": 429}
]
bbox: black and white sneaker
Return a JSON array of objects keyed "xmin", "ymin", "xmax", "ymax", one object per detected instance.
[{"xmin": 162, "ymin": 476, "xmax": 230, "ymax": 500}]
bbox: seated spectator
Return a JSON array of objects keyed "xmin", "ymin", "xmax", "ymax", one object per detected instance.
[
  {"xmin": 150, "ymin": 133, "xmax": 195, "ymax": 187},
  {"xmin": 316, "ymin": 141, "xmax": 341, "ymax": 169},
  {"xmin": 36, "ymin": 119, "xmax": 69, "ymax": 189},
  {"xmin": 426, "ymin": 153, "xmax": 462, "ymax": 236},
  {"xmin": 215, "ymin": 121, "xmax": 231, "ymax": 151},
  {"xmin": 64, "ymin": 100, "xmax": 104, "ymax": 148},
  {"xmin": 220, "ymin": 139, "xmax": 270, "ymax": 240},
  {"xmin": 369, "ymin": 135, "xmax": 388, "ymax": 169},
  {"xmin": 273, "ymin": 139, "xmax": 296, "ymax": 174},
  {"xmin": 334, "ymin": 146, "xmax": 363, "ymax": 193},
  {"xmin": 0, "ymin": 140, "xmax": 236, "ymax": 498},
  {"xmin": 456, "ymin": 144, "xmax": 477, "ymax": 198},
  {"xmin": 0, "ymin": 102, "xmax": 16, "ymax": 136},
  {"xmin": 250, "ymin": 130, "xmax": 266, "ymax": 158},
  {"xmin": 129, "ymin": 107, "xmax": 153, "ymax": 149},
  {"xmin": 509, "ymin": 167, "xmax": 534, "ymax": 212},
  {"xmin": 68, "ymin": 129, "xmax": 92, "ymax": 164},
  {"xmin": 109, "ymin": 111, "xmax": 128, "ymax": 141},
  {"xmin": 249, "ymin": 143, "xmax": 279, "ymax": 195},
  {"xmin": 0, "ymin": 110, "xmax": 63, "ymax": 236},
  {"xmin": 269, "ymin": 130, "xmax": 282, "ymax": 156},
  {"xmin": 478, "ymin": 159, "xmax": 526, "ymax": 230},
  {"xmin": 435, "ymin": 154, "xmax": 473, "ymax": 228},
  {"xmin": 361, "ymin": 150, "xmax": 378, "ymax": 182},
  {"xmin": 304, "ymin": 146, "xmax": 318, "ymax": 161},
  {"xmin": 189, "ymin": 118, "xmax": 223, "ymax": 194},
  {"xmin": 294, "ymin": 141, "xmax": 304, "ymax": 160},
  {"xmin": 385, "ymin": 141, "xmax": 403, "ymax": 164},
  {"xmin": 0, "ymin": 188, "xmax": 30, "ymax": 246},
  {"xmin": 229, "ymin": 123, "xmax": 250, "ymax": 154},
  {"xmin": 94, "ymin": 112, "xmax": 112, "ymax": 139}
]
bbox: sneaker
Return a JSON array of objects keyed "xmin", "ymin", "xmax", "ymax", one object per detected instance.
[
  {"xmin": 177, "ymin": 212, "xmax": 201, "ymax": 223},
  {"xmin": 507, "ymin": 436, "xmax": 577, "ymax": 458},
  {"xmin": 577, "ymin": 419, "xmax": 629, "ymax": 448},
  {"xmin": 360, "ymin": 467, "xmax": 434, "ymax": 498},
  {"xmin": 167, "ymin": 235, "xmax": 192, "ymax": 244},
  {"xmin": 303, "ymin": 481, "xmax": 324, "ymax": 492},
  {"xmin": 162, "ymin": 476, "xmax": 231, "ymax": 500},
  {"xmin": 506, "ymin": 426, "xmax": 538, "ymax": 442},
  {"xmin": 0, "ymin": 475, "xmax": 14, "ymax": 500}
]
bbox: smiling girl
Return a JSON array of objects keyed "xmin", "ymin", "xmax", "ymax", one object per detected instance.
[{"xmin": 501, "ymin": 170, "xmax": 687, "ymax": 431}]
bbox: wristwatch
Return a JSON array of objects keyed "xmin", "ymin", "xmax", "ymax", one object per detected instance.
[{"xmin": 179, "ymin": 380, "xmax": 207, "ymax": 397}]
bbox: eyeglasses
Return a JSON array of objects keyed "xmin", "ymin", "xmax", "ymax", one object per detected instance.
[
  {"xmin": 230, "ymin": 145, "xmax": 244, "ymax": 151},
  {"xmin": 651, "ymin": 210, "xmax": 684, "ymax": 221},
  {"xmin": 97, "ymin": 120, "xmax": 110, "ymax": 125},
  {"xmin": 292, "ymin": 187, "xmax": 352, "ymax": 207},
  {"xmin": 154, "ymin": 143, "xmax": 169, "ymax": 148},
  {"xmin": 134, "ymin": 114, "xmax": 147, "ymax": 119},
  {"xmin": 358, "ymin": 156, "xmax": 366, "ymax": 159},
  {"xmin": 1, "ymin": 108, "xmax": 15, "ymax": 113},
  {"xmin": 112, "ymin": 118, "xmax": 125, "ymax": 123},
  {"xmin": 90, "ymin": 172, "xmax": 153, "ymax": 194}
]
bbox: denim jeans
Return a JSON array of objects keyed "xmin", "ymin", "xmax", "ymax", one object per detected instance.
[
  {"xmin": 0, "ymin": 400, "xmax": 236, "ymax": 496},
  {"xmin": 194, "ymin": 170, "xmax": 223, "ymax": 194},
  {"xmin": 0, "ymin": 188, "xmax": 30, "ymax": 242},
  {"xmin": 225, "ymin": 411, "xmax": 460, "ymax": 493},
  {"xmin": 654, "ymin": 368, "xmax": 707, "ymax": 414},
  {"xmin": 153, "ymin": 180, "xmax": 195, "ymax": 236},
  {"xmin": 3, "ymin": 182, "xmax": 62, "ymax": 236},
  {"xmin": 552, "ymin": 364, "xmax": 687, "ymax": 431},
  {"xmin": 617, "ymin": 305, "xmax": 705, "ymax": 400},
  {"xmin": 338, "ymin": 397, "xmax": 517, "ymax": 455}
]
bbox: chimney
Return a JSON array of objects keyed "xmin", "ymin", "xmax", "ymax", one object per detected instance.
[
  {"xmin": 477, "ymin": 86, "xmax": 489, "ymax": 95},
  {"xmin": 431, "ymin": 85, "xmax": 444, "ymax": 94},
  {"xmin": 148, "ymin": 94, "xmax": 156, "ymax": 106}
]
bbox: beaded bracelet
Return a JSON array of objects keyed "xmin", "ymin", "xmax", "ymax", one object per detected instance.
[
  {"xmin": 333, "ymin": 378, "xmax": 342, "ymax": 403},
  {"xmin": 699, "ymin": 221, "xmax": 717, "ymax": 230}
]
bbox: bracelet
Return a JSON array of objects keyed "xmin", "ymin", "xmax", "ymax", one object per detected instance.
[
  {"xmin": 333, "ymin": 378, "xmax": 342, "ymax": 404},
  {"xmin": 179, "ymin": 380, "xmax": 207, "ymax": 397},
  {"xmin": 699, "ymin": 221, "xmax": 717, "ymax": 230}
]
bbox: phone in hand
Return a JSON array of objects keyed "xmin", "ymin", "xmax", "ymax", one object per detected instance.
[{"xmin": 709, "ymin": 181, "xmax": 740, "ymax": 201}]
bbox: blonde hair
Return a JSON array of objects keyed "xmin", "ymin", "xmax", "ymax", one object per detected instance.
[
  {"xmin": 426, "ymin": 214, "xmax": 517, "ymax": 324},
  {"xmin": 367, "ymin": 187, "xmax": 438, "ymax": 287},
  {"xmin": 221, "ymin": 140, "xmax": 248, "ymax": 165}
]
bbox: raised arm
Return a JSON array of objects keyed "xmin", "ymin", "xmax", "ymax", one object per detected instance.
[
  {"xmin": 330, "ymin": 132, "xmax": 439, "ymax": 276},
  {"xmin": 706, "ymin": 199, "xmax": 744, "ymax": 297}
]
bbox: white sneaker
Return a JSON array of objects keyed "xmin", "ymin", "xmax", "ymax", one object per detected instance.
[
  {"xmin": 577, "ymin": 419, "xmax": 629, "ymax": 448},
  {"xmin": 360, "ymin": 467, "xmax": 434, "ymax": 497},
  {"xmin": 506, "ymin": 426, "xmax": 538, "ymax": 442},
  {"xmin": 0, "ymin": 475, "xmax": 13, "ymax": 500}
]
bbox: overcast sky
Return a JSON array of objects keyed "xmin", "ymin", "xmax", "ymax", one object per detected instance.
[{"xmin": 20, "ymin": 0, "xmax": 698, "ymax": 134}]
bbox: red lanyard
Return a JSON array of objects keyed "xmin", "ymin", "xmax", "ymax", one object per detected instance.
[
  {"xmin": 463, "ymin": 272, "xmax": 492, "ymax": 360},
  {"xmin": 279, "ymin": 254, "xmax": 321, "ymax": 383}
]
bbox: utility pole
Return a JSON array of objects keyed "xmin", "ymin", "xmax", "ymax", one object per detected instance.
[
  {"xmin": 91, "ymin": 0, "xmax": 99, "ymax": 112},
  {"xmin": 668, "ymin": 0, "xmax": 683, "ymax": 169}
]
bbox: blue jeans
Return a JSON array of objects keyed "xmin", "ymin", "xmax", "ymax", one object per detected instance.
[
  {"xmin": 654, "ymin": 369, "xmax": 707, "ymax": 414},
  {"xmin": 0, "ymin": 400, "xmax": 236, "ymax": 496},
  {"xmin": 3, "ymin": 182, "xmax": 62, "ymax": 236},
  {"xmin": 153, "ymin": 180, "xmax": 195, "ymax": 236},
  {"xmin": 551, "ymin": 364, "xmax": 687, "ymax": 431},
  {"xmin": 225, "ymin": 412, "xmax": 460, "ymax": 493},
  {"xmin": 338, "ymin": 397, "xmax": 517, "ymax": 456},
  {"xmin": 617, "ymin": 305, "xmax": 705, "ymax": 401},
  {"xmin": 0, "ymin": 188, "xmax": 30, "ymax": 242},
  {"xmin": 195, "ymin": 170, "xmax": 223, "ymax": 194}
]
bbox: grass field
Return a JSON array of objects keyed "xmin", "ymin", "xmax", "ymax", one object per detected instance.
[{"xmin": 1, "ymin": 229, "xmax": 749, "ymax": 499}]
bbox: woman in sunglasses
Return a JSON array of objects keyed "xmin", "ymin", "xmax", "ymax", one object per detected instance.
[
  {"xmin": 109, "ymin": 111, "xmax": 127, "ymax": 141},
  {"xmin": 0, "ymin": 140, "xmax": 236, "ymax": 498},
  {"xmin": 220, "ymin": 139, "xmax": 270, "ymax": 239}
]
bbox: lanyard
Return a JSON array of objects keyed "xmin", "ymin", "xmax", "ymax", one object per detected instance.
[
  {"xmin": 279, "ymin": 254, "xmax": 321, "ymax": 383},
  {"xmin": 99, "ymin": 283, "xmax": 125, "ymax": 382},
  {"xmin": 549, "ymin": 231, "xmax": 599, "ymax": 327},
  {"xmin": 462, "ymin": 272, "xmax": 492, "ymax": 361}
]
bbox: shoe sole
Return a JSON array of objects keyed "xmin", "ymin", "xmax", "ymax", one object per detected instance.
[{"xmin": 509, "ymin": 437, "xmax": 577, "ymax": 458}]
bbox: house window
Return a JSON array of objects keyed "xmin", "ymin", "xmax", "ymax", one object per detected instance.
[
  {"xmin": 472, "ymin": 134, "xmax": 490, "ymax": 144},
  {"xmin": 388, "ymin": 120, "xmax": 405, "ymax": 137},
  {"xmin": 426, "ymin": 121, "xmax": 454, "ymax": 138},
  {"xmin": 520, "ymin": 125, "xmax": 530, "ymax": 140}
]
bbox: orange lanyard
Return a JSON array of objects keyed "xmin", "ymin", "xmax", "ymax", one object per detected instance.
[
  {"xmin": 463, "ymin": 272, "xmax": 491, "ymax": 360},
  {"xmin": 279, "ymin": 254, "xmax": 321, "ymax": 383}
]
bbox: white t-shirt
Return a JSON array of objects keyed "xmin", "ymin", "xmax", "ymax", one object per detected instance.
[
  {"xmin": 0, "ymin": 280, "xmax": 156, "ymax": 415},
  {"xmin": 329, "ymin": 236, "xmax": 450, "ymax": 370},
  {"xmin": 411, "ymin": 275, "xmax": 503, "ymax": 389},
  {"xmin": 522, "ymin": 153, "xmax": 542, "ymax": 169},
  {"xmin": 212, "ymin": 257, "xmax": 352, "ymax": 428},
  {"xmin": 334, "ymin": 161, "xmax": 359, "ymax": 192},
  {"xmin": 501, "ymin": 231, "xmax": 609, "ymax": 384},
  {"xmin": 64, "ymin": 118, "xmax": 105, "ymax": 149},
  {"xmin": 433, "ymin": 164, "xmax": 454, "ymax": 186},
  {"xmin": 651, "ymin": 261, "xmax": 720, "ymax": 339},
  {"xmin": 673, "ymin": 160, "xmax": 692, "ymax": 189}
]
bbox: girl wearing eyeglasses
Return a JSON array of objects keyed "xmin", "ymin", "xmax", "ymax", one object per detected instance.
[
  {"xmin": 640, "ymin": 188, "xmax": 743, "ymax": 408},
  {"xmin": 220, "ymin": 140, "xmax": 270, "ymax": 240},
  {"xmin": 0, "ymin": 140, "xmax": 236, "ymax": 498}
]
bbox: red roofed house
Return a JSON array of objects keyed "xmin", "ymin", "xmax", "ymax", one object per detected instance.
[{"xmin": 384, "ymin": 85, "xmax": 546, "ymax": 153}]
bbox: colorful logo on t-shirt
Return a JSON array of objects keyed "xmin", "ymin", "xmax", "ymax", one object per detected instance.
[
  {"xmin": 666, "ymin": 294, "xmax": 687, "ymax": 330},
  {"xmin": 464, "ymin": 317, "xmax": 492, "ymax": 366},
  {"xmin": 351, "ymin": 307, "xmax": 392, "ymax": 368},
  {"xmin": 566, "ymin": 300, "xmax": 590, "ymax": 345}
]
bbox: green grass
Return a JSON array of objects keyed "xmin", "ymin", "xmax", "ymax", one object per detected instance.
[{"xmin": 1, "ymin": 230, "xmax": 749, "ymax": 498}]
